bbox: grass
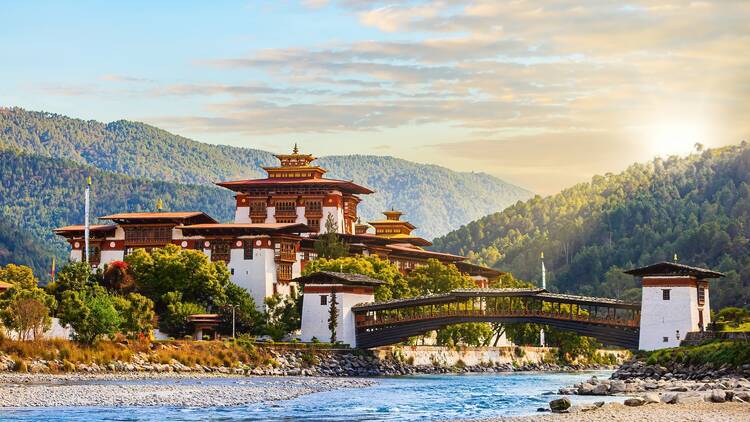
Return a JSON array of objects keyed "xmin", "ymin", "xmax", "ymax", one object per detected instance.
[
  {"xmin": 645, "ymin": 340, "xmax": 750, "ymax": 368},
  {"xmin": 723, "ymin": 322, "xmax": 750, "ymax": 332},
  {"xmin": 0, "ymin": 338, "xmax": 272, "ymax": 372}
]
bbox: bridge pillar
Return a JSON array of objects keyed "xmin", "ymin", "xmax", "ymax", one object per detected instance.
[
  {"xmin": 625, "ymin": 262, "xmax": 724, "ymax": 351},
  {"xmin": 294, "ymin": 271, "xmax": 384, "ymax": 347}
]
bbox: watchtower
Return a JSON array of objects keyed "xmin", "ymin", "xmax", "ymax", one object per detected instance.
[
  {"xmin": 295, "ymin": 271, "xmax": 384, "ymax": 347},
  {"xmin": 625, "ymin": 262, "xmax": 724, "ymax": 350}
]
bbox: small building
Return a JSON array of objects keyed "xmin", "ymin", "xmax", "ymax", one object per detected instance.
[
  {"xmin": 625, "ymin": 261, "xmax": 724, "ymax": 351},
  {"xmin": 296, "ymin": 271, "xmax": 385, "ymax": 346}
]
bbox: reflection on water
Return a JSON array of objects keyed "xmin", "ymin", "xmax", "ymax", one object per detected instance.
[{"xmin": 3, "ymin": 371, "xmax": 616, "ymax": 421}]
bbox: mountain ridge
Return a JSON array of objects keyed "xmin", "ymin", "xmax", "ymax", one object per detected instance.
[{"xmin": 0, "ymin": 107, "xmax": 532, "ymax": 239}]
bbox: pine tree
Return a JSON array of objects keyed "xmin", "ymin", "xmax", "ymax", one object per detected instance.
[
  {"xmin": 328, "ymin": 289, "xmax": 338, "ymax": 343},
  {"xmin": 314, "ymin": 213, "xmax": 349, "ymax": 259}
]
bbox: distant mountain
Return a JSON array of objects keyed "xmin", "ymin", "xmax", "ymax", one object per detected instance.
[
  {"xmin": 0, "ymin": 148, "xmax": 234, "ymax": 277},
  {"xmin": 432, "ymin": 144, "xmax": 750, "ymax": 310},
  {"xmin": 0, "ymin": 107, "xmax": 532, "ymax": 239}
]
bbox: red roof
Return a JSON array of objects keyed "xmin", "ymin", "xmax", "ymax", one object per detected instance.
[
  {"xmin": 100, "ymin": 212, "xmax": 218, "ymax": 224},
  {"xmin": 54, "ymin": 225, "xmax": 117, "ymax": 238},
  {"xmin": 216, "ymin": 177, "xmax": 374, "ymax": 194}
]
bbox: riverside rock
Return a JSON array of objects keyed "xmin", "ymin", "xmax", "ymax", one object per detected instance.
[
  {"xmin": 549, "ymin": 397, "xmax": 571, "ymax": 413},
  {"xmin": 623, "ymin": 397, "xmax": 646, "ymax": 407}
]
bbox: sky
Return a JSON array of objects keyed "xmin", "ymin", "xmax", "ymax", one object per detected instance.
[{"xmin": 1, "ymin": 1, "xmax": 748, "ymax": 195}]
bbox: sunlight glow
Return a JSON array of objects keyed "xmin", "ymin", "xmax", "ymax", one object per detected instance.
[{"xmin": 645, "ymin": 119, "xmax": 710, "ymax": 157}]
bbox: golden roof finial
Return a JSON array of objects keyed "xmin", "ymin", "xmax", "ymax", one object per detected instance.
[
  {"xmin": 293, "ymin": 143, "xmax": 299, "ymax": 154},
  {"xmin": 156, "ymin": 198, "xmax": 164, "ymax": 212},
  {"xmin": 673, "ymin": 253, "xmax": 678, "ymax": 262}
]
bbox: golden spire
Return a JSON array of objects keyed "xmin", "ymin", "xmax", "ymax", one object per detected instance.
[
  {"xmin": 293, "ymin": 143, "xmax": 299, "ymax": 154},
  {"xmin": 156, "ymin": 198, "xmax": 164, "ymax": 212},
  {"xmin": 540, "ymin": 251, "xmax": 544, "ymax": 260},
  {"xmin": 86, "ymin": 176, "xmax": 92, "ymax": 186}
]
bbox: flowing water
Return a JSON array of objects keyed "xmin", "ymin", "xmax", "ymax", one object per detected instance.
[{"xmin": 3, "ymin": 371, "xmax": 616, "ymax": 421}]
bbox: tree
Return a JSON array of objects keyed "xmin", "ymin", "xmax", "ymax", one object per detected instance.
[
  {"xmin": 158, "ymin": 291, "xmax": 206, "ymax": 338},
  {"xmin": 405, "ymin": 259, "xmax": 475, "ymax": 295},
  {"xmin": 303, "ymin": 255, "xmax": 412, "ymax": 301},
  {"xmin": 263, "ymin": 293, "xmax": 301, "ymax": 341},
  {"xmin": 1, "ymin": 288, "xmax": 57, "ymax": 341},
  {"xmin": 328, "ymin": 289, "xmax": 338, "ymax": 343},
  {"xmin": 314, "ymin": 213, "xmax": 349, "ymax": 259},
  {"xmin": 48, "ymin": 262, "xmax": 94, "ymax": 302},
  {"xmin": 0, "ymin": 264, "xmax": 37, "ymax": 290},
  {"xmin": 58, "ymin": 285, "xmax": 122, "ymax": 345},
  {"xmin": 113, "ymin": 293, "xmax": 155, "ymax": 339},
  {"xmin": 218, "ymin": 282, "xmax": 262, "ymax": 336},
  {"xmin": 102, "ymin": 261, "xmax": 135, "ymax": 292},
  {"xmin": 125, "ymin": 244, "xmax": 228, "ymax": 311},
  {"xmin": 717, "ymin": 307, "xmax": 749, "ymax": 327}
]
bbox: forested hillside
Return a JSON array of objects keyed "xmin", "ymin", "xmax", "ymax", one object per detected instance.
[
  {"xmin": 0, "ymin": 107, "xmax": 532, "ymax": 239},
  {"xmin": 0, "ymin": 148, "xmax": 234, "ymax": 277},
  {"xmin": 433, "ymin": 144, "xmax": 750, "ymax": 310}
]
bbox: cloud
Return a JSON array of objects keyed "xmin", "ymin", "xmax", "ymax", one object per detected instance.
[
  {"xmin": 147, "ymin": 0, "xmax": 750, "ymax": 192},
  {"xmin": 100, "ymin": 74, "xmax": 154, "ymax": 83}
]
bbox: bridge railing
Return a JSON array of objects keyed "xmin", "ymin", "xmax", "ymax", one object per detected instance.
[{"xmin": 355, "ymin": 308, "xmax": 639, "ymax": 329}]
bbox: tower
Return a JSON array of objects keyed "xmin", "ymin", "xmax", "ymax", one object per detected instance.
[
  {"xmin": 296, "ymin": 271, "xmax": 384, "ymax": 346},
  {"xmin": 624, "ymin": 262, "xmax": 724, "ymax": 351}
]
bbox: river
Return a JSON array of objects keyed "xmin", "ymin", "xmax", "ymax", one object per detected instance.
[{"xmin": 2, "ymin": 371, "xmax": 615, "ymax": 421}]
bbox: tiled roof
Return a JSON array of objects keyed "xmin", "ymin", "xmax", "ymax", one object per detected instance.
[
  {"xmin": 294, "ymin": 271, "xmax": 387, "ymax": 286},
  {"xmin": 215, "ymin": 177, "xmax": 373, "ymax": 194},
  {"xmin": 624, "ymin": 262, "xmax": 724, "ymax": 279}
]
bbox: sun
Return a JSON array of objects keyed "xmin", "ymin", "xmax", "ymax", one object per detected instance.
[{"xmin": 645, "ymin": 120, "xmax": 708, "ymax": 157}]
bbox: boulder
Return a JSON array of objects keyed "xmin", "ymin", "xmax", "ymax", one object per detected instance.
[
  {"xmin": 578, "ymin": 383, "xmax": 595, "ymax": 395},
  {"xmin": 549, "ymin": 397, "xmax": 571, "ymax": 413},
  {"xmin": 642, "ymin": 393, "xmax": 660, "ymax": 404},
  {"xmin": 710, "ymin": 389, "xmax": 726, "ymax": 403},
  {"xmin": 660, "ymin": 393, "xmax": 678, "ymax": 404},
  {"xmin": 609, "ymin": 380, "xmax": 626, "ymax": 394},
  {"xmin": 592, "ymin": 384, "xmax": 609, "ymax": 395},
  {"xmin": 624, "ymin": 397, "xmax": 646, "ymax": 407}
]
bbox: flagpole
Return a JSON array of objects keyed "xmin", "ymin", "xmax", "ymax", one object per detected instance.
[
  {"xmin": 84, "ymin": 176, "xmax": 91, "ymax": 264},
  {"xmin": 540, "ymin": 251, "xmax": 546, "ymax": 348}
]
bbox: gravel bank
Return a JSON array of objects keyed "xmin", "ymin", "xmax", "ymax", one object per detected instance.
[
  {"xmin": 0, "ymin": 374, "xmax": 375, "ymax": 407},
  {"xmin": 467, "ymin": 401, "xmax": 750, "ymax": 421}
]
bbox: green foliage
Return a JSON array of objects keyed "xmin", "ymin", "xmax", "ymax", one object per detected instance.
[
  {"xmin": 0, "ymin": 264, "xmax": 37, "ymax": 290},
  {"xmin": 48, "ymin": 262, "xmax": 95, "ymax": 302},
  {"xmin": 58, "ymin": 285, "xmax": 122, "ymax": 345},
  {"xmin": 405, "ymin": 259, "xmax": 475, "ymax": 294},
  {"xmin": 302, "ymin": 255, "xmax": 411, "ymax": 301},
  {"xmin": 112, "ymin": 293, "xmax": 155, "ymax": 339},
  {"xmin": 646, "ymin": 341, "xmax": 750, "ymax": 368},
  {"xmin": 436, "ymin": 323, "xmax": 494, "ymax": 347},
  {"xmin": 434, "ymin": 143, "xmax": 750, "ymax": 310},
  {"xmin": 125, "ymin": 244, "xmax": 228, "ymax": 312},
  {"xmin": 159, "ymin": 292, "xmax": 206, "ymax": 338},
  {"xmin": 313, "ymin": 214, "xmax": 349, "ymax": 259},
  {"xmin": 716, "ymin": 307, "xmax": 749, "ymax": 328},
  {"xmin": 262, "ymin": 294, "xmax": 300, "ymax": 341},
  {"xmin": 218, "ymin": 282, "xmax": 263, "ymax": 335}
]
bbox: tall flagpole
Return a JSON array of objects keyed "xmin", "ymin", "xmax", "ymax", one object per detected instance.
[
  {"xmin": 84, "ymin": 176, "xmax": 91, "ymax": 264},
  {"xmin": 540, "ymin": 251, "xmax": 546, "ymax": 348}
]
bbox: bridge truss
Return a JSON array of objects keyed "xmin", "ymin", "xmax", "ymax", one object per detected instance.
[{"xmin": 353, "ymin": 288, "xmax": 641, "ymax": 349}]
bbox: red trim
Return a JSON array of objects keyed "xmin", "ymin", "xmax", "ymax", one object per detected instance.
[
  {"xmin": 303, "ymin": 285, "xmax": 375, "ymax": 295},
  {"xmin": 642, "ymin": 277, "xmax": 699, "ymax": 287}
]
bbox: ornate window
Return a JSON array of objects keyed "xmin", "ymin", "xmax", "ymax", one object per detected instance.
[
  {"xmin": 211, "ymin": 240, "xmax": 231, "ymax": 262},
  {"xmin": 243, "ymin": 241, "xmax": 253, "ymax": 260},
  {"xmin": 124, "ymin": 226, "xmax": 172, "ymax": 244},
  {"xmin": 307, "ymin": 218, "xmax": 320, "ymax": 231}
]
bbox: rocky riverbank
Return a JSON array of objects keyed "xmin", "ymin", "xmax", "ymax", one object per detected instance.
[
  {"xmin": 0, "ymin": 373, "xmax": 374, "ymax": 407},
  {"xmin": 0, "ymin": 348, "xmax": 615, "ymax": 377}
]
